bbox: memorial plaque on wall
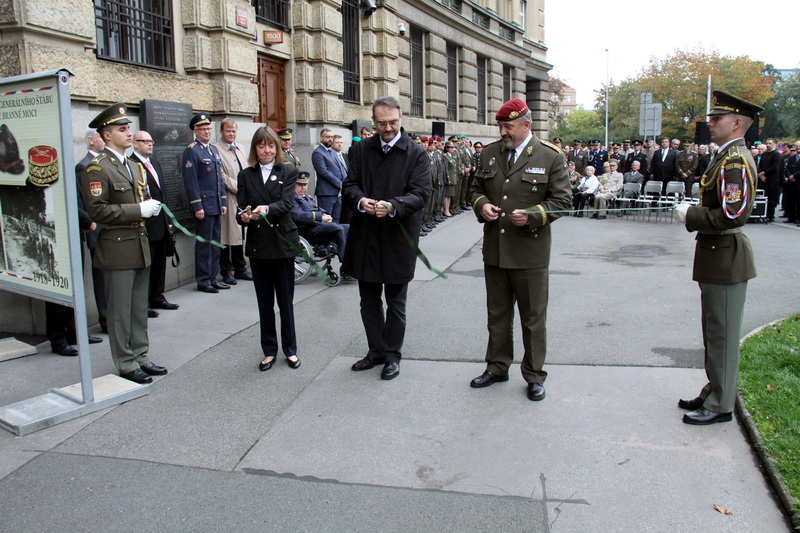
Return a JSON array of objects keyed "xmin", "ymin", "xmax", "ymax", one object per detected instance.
[{"xmin": 139, "ymin": 100, "xmax": 194, "ymax": 227}]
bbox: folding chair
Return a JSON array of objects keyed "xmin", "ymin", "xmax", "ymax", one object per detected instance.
[
  {"xmin": 615, "ymin": 183, "xmax": 641, "ymax": 218},
  {"xmin": 656, "ymin": 181, "xmax": 686, "ymax": 222},
  {"xmin": 634, "ymin": 181, "xmax": 662, "ymax": 220}
]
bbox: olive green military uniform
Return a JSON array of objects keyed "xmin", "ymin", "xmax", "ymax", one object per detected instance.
[
  {"xmin": 470, "ymin": 135, "xmax": 572, "ymax": 383},
  {"xmin": 283, "ymin": 148, "xmax": 300, "ymax": 168},
  {"xmin": 684, "ymin": 137, "xmax": 756, "ymax": 413},
  {"xmin": 457, "ymin": 143, "xmax": 472, "ymax": 208},
  {"xmin": 82, "ymin": 150, "xmax": 153, "ymax": 374},
  {"xmin": 433, "ymin": 148, "xmax": 446, "ymax": 217},
  {"xmin": 444, "ymin": 150, "xmax": 458, "ymax": 197},
  {"xmin": 676, "ymin": 149, "xmax": 699, "ymax": 194}
]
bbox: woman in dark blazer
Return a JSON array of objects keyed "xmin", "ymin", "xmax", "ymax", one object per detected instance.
[{"xmin": 236, "ymin": 127, "xmax": 301, "ymax": 371}]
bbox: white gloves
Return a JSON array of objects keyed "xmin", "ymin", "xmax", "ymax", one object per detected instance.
[
  {"xmin": 140, "ymin": 199, "xmax": 162, "ymax": 218},
  {"xmin": 673, "ymin": 203, "xmax": 690, "ymax": 223}
]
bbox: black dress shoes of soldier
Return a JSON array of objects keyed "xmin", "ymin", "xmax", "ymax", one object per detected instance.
[
  {"xmin": 198, "ymin": 285, "xmax": 219, "ymax": 294},
  {"xmin": 212, "ymin": 282, "xmax": 231, "ymax": 290},
  {"xmin": 351, "ymin": 355, "xmax": 385, "ymax": 371},
  {"xmin": 141, "ymin": 362, "xmax": 168, "ymax": 376},
  {"xmin": 678, "ymin": 396, "xmax": 704, "ymax": 411},
  {"xmin": 153, "ymin": 301, "xmax": 180, "ymax": 310},
  {"xmin": 120, "ymin": 369, "xmax": 153, "ymax": 384},
  {"xmin": 234, "ymin": 271, "xmax": 254, "ymax": 281},
  {"xmin": 52, "ymin": 343, "xmax": 78, "ymax": 357},
  {"xmin": 147, "ymin": 308, "xmax": 159, "ymax": 318},
  {"xmin": 381, "ymin": 361, "xmax": 400, "ymax": 380},
  {"xmin": 683, "ymin": 408, "xmax": 732, "ymax": 425},
  {"xmin": 470, "ymin": 370, "xmax": 508, "ymax": 388},
  {"xmin": 222, "ymin": 274, "xmax": 238, "ymax": 285},
  {"xmin": 526, "ymin": 382, "xmax": 545, "ymax": 401}
]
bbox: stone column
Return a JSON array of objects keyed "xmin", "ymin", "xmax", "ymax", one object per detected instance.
[{"xmin": 426, "ymin": 34, "xmax": 447, "ymax": 120}]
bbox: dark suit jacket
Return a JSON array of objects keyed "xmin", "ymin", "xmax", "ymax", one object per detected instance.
[
  {"xmin": 342, "ymin": 128, "xmax": 431, "ymax": 284},
  {"xmin": 236, "ymin": 163, "xmax": 299, "ymax": 260},
  {"xmin": 650, "ymin": 148, "xmax": 678, "ymax": 181},
  {"xmin": 696, "ymin": 153, "xmax": 712, "ymax": 177},
  {"xmin": 130, "ymin": 153, "xmax": 169, "ymax": 242},
  {"xmin": 312, "ymin": 144, "xmax": 348, "ymax": 197},
  {"xmin": 758, "ymin": 149, "xmax": 782, "ymax": 185},
  {"xmin": 623, "ymin": 150, "xmax": 648, "ymax": 175}
]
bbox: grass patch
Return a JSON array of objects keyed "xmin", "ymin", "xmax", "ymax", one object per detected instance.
[{"xmin": 739, "ymin": 314, "xmax": 800, "ymax": 517}]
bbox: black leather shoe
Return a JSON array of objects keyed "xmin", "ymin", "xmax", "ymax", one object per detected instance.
[
  {"xmin": 259, "ymin": 357, "xmax": 275, "ymax": 371},
  {"xmin": 351, "ymin": 355, "xmax": 385, "ymax": 371},
  {"xmin": 120, "ymin": 369, "xmax": 153, "ymax": 384},
  {"xmin": 590, "ymin": 213, "xmax": 598, "ymax": 219},
  {"xmin": 212, "ymin": 282, "xmax": 231, "ymax": 290},
  {"xmin": 678, "ymin": 396, "xmax": 704, "ymax": 411},
  {"xmin": 527, "ymin": 382, "xmax": 546, "ymax": 401},
  {"xmin": 683, "ymin": 408, "xmax": 732, "ymax": 425},
  {"xmin": 52, "ymin": 343, "xmax": 78, "ymax": 357},
  {"xmin": 154, "ymin": 301, "xmax": 180, "ymax": 310},
  {"xmin": 88, "ymin": 335, "xmax": 102, "ymax": 344},
  {"xmin": 198, "ymin": 285, "xmax": 219, "ymax": 293},
  {"xmin": 147, "ymin": 308, "xmax": 159, "ymax": 318},
  {"xmin": 234, "ymin": 271, "xmax": 254, "ymax": 281},
  {"xmin": 598, "ymin": 215, "xmax": 607, "ymax": 219},
  {"xmin": 381, "ymin": 361, "xmax": 400, "ymax": 380},
  {"xmin": 140, "ymin": 362, "xmax": 168, "ymax": 375},
  {"xmin": 222, "ymin": 275, "xmax": 238, "ymax": 285},
  {"xmin": 470, "ymin": 370, "xmax": 509, "ymax": 388},
  {"xmin": 287, "ymin": 356, "xmax": 301, "ymax": 369}
]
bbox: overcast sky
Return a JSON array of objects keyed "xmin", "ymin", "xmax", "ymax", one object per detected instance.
[{"xmin": 545, "ymin": 1, "xmax": 799, "ymax": 109}]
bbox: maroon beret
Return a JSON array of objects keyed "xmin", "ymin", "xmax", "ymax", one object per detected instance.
[{"xmin": 496, "ymin": 98, "xmax": 529, "ymax": 122}]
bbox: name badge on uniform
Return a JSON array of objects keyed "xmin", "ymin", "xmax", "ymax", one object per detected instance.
[{"xmin": 525, "ymin": 167, "xmax": 546, "ymax": 174}]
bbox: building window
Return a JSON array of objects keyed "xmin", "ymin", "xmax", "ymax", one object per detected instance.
[
  {"xmin": 472, "ymin": 10, "xmax": 490, "ymax": 30},
  {"xmin": 252, "ymin": 0, "xmax": 290, "ymax": 30},
  {"xmin": 503, "ymin": 64, "xmax": 512, "ymax": 102},
  {"xmin": 477, "ymin": 56, "xmax": 486, "ymax": 124},
  {"xmin": 519, "ymin": 0, "xmax": 526, "ymax": 28},
  {"xmin": 446, "ymin": 43, "xmax": 459, "ymax": 121},
  {"xmin": 94, "ymin": 0, "xmax": 174, "ymax": 70},
  {"xmin": 500, "ymin": 24, "xmax": 515, "ymax": 42},
  {"xmin": 341, "ymin": 0, "xmax": 360, "ymax": 104},
  {"xmin": 441, "ymin": 0, "xmax": 462, "ymax": 14},
  {"xmin": 409, "ymin": 27, "xmax": 425, "ymax": 117}
]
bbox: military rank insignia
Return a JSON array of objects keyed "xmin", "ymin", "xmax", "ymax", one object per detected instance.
[
  {"xmin": 89, "ymin": 182, "xmax": 103, "ymax": 197},
  {"xmin": 724, "ymin": 183, "xmax": 741, "ymax": 202}
]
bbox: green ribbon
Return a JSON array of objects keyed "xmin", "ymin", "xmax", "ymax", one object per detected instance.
[
  {"xmin": 518, "ymin": 205, "xmax": 679, "ymax": 215},
  {"xmin": 395, "ymin": 219, "xmax": 448, "ymax": 279},
  {"xmin": 162, "ymin": 204, "xmax": 227, "ymax": 249}
]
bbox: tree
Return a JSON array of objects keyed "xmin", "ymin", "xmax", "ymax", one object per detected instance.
[
  {"xmin": 548, "ymin": 76, "xmax": 567, "ymax": 128},
  {"xmin": 550, "ymin": 108, "xmax": 603, "ymax": 144},
  {"xmin": 594, "ymin": 48, "xmax": 778, "ymax": 141},
  {"xmin": 761, "ymin": 71, "xmax": 800, "ymax": 139}
]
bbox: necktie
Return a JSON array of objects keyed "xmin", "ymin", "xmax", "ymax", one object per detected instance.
[
  {"xmin": 144, "ymin": 159, "xmax": 159, "ymax": 188},
  {"xmin": 508, "ymin": 150, "xmax": 516, "ymax": 166},
  {"xmin": 231, "ymin": 145, "xmax": 242, "ymax": 171},
  {"xmin": 122, "ymin": 158, "xmax": 133, "ymax": 182},
  {"xmin": 383, "ymin": 144, "xmax": 390, "ymax": 154}
]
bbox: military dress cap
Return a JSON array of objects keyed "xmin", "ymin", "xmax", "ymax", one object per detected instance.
[
  {"xmin": 683, "ymin": 138, "xmax": 694, "ymax": 144},
  {"xmin": 277, "ymin": 128, "xmax": 293, "ymax": 140},
  {"xmin": 444, "ymin": 141, "xmax": 455, "ymax": 148},
  {"xmin": 708, "ymin": 90, "xmax": 763, "ymax": 118},
  {"xmin": 496, "ymin": 98, "xmax": 529, "ymax": 121},
  {"xmin": 608, "ymin": 159, "xmax": 618, "ymax": 166},
  {"xmin": 448, "ymin": 135, "xmax": 459, "ymax": 142},
  {"xmin": 592, "ymin": 140, "xmax": 601, "ymax": 145},
  {"xmin": 633, "ymin": 139, "xmax": 643, "ymax": 145},
  {"xmin": 189, "ymin": 113, "xmax": 212, "ymax": 130},
  {"xmin": 572, "ymin": 139, "xmax": 582, "ymax": 145},
  {"xmin": 296, "ymin": 171, "xmax": 310, "ymax": 184},
  {"xmin": 88, "ymin": 103, "xmax": 132, "ymax": 130},
  {"xmin": 611, "ymin": 142, "xmax": 620, "ymax": 148},
  {"xmin": 552, "ymin": 137, "xmax": 563, "ymax": 144},
  {"xmin": 458, "ymin": 135, "xmax": 466, "ymax": 139},
  {"xmin": 622, "ymin": 139, "xmax": 631, "ymax": 143},
  {"xmin": 435, "ymin": 136, "xmax": 443, "ymax": 142}
]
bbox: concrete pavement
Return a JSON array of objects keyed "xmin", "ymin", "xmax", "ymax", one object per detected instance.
[{"xmin": 1, "ymin": 210, "xmax": 798, "ymax": 532}]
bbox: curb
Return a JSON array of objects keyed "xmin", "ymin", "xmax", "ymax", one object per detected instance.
[{"xmin": 736, "ymin": 318, "xmax": 799, "ymax": 530}]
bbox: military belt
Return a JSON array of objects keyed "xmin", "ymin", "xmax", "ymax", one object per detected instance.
[
  {"xmin": 699, "ymin": 228, "xmax": 742, "ymax": 235},
  {"xmin": 105, "ymin": 222, "xmax": 145, "ymax": 229}
]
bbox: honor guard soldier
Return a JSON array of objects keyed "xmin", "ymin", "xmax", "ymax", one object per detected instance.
[
  {"xmin": 674, "ymin": 90, "xmax": 761, "ymax": 425},
  {"xmin": 82, "ymin": 103, "xmax": 168, "ymax": 384},
  {"xmin": 468, "ymin": 98, "xmax": 572, "ymax": 401},
  {"xmin": 278, "ymin": 128, "xmax": 300, "ymax": 168},
  {"xmin": 182, "ymin": 113, "xmax": 228, "ymax": 293}
]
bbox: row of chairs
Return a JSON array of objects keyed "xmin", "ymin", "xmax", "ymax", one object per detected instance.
[{"xmin": 612, "ymin": 181, "xmax": 695, "ymax": 222}]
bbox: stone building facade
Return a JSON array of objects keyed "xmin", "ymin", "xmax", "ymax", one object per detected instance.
[{"xmin": 0, "ymin": 0, "xmax": 552, "ymax": 334}]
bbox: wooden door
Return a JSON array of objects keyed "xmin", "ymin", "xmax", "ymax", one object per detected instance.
[{"xmin": 257, "ymin": 56, "xmax": 286, "ymax": 128}]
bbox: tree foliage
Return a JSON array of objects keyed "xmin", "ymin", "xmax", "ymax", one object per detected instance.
[
  {"xmin": 761, "ymin": 71, "xmax": 800, "ymax": 139},
  {"xmin": 578, "ymin": 48, "xmax": 777, "ymax": 142},
  {"xmin": 550, "ymin": 108, "xmax": 603, "ymax": 144}
]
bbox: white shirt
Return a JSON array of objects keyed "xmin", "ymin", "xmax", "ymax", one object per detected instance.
[
  {"xmin": 260, "ymin": 163, "xmax": 274, "ymax": 184},
  {"xmin": 508, "ymin": 133, "xmax": 533, "ymax": 163}
]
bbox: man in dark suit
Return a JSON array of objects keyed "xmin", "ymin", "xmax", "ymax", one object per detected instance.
[
  {"xmin": 343, "ymin": 96, "xmax": 431, "ymax": 381},
  {"xmin": 695, "ymin": 144, "xmax": 712, "ymax": 186},
  {"xmin": 782, "ymin": 141, "xmax": 800, "ymax": 223},
  {"xmin": 82, "ymin": 103, "xmax": 167, "ymax": 384},
  {"xmin": 673, "ymin": 90, "xmax": 760, "ymax": 425},
  {"xmin": 290, "ymin": 171, "xmax": 348, "ymax": 262},
  {"xmin": 131, "ymin": 130, "xmax": 179, "ymax": 315},
  {"xmin": 757, "ymin": 137, "xmax": 783, "ymax": 222},
  {"xmin": 650, "ymin": 137, "xmax": 678, "ymax": 183},
  {"xmin": 181, "ymin": 113, "xmax": 228, "ymax": 293},
  {"xmin": 76, "ymin": 128, "xmax": 108, "ymax": 332},
  {"xmin": 312, "ymin": 128, "xmax": 347, "ymax": 223},
  {"xmin": 468, "ymin": 98, "xmax": 572, "ymax": 402}
]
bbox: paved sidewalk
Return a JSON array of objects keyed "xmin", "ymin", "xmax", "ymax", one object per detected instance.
[{"xmin": 1, "ymin": 212, "xmax": 797, "ymax": 532}]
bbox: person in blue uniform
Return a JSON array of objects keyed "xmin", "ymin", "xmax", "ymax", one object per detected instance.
[
  {"xmin": 181, "ymin": 113, "xmax": 228, "ymax": 293},
  {"xmin": 290, "ymin": 171, "xmax": 349, "ymax": 262}
]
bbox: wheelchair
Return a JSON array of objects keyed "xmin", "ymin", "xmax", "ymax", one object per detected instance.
[{"xmin": 293, "ymin": 234, "xmax": 341, "ymax": 286}]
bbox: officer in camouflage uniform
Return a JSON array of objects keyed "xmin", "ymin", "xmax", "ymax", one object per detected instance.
[
  {"xmin": 674, "ymin": 90, "xmax": 761, "ymax": 425},
  {"xmin": 82, "ymin": 103, "xmax": 168, "ymax": 384}
]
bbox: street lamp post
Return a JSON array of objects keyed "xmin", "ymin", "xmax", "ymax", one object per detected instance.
[{"xmin": 604, "ymin": 48, "xmax": 609, "ymax": 149}]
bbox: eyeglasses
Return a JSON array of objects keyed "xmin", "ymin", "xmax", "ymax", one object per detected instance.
[
  {"xmin": 135, "ymin": 139, "xmax": 155, "ymax": 144},
  {"xmin": 375, "ymin": 119, "xmax": 400, "ymax": 127}
]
